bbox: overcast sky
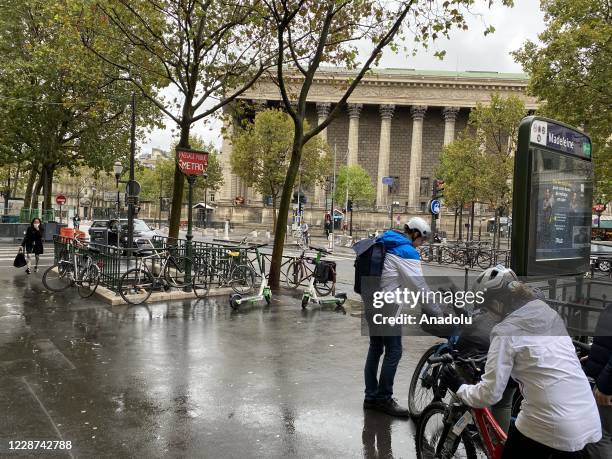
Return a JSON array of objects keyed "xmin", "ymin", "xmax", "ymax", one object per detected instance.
[{"xmin": 141, "ymin": 0, "xmax": 545, "ymax": 153}]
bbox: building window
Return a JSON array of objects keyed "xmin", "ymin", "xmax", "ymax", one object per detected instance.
[
  {"xmin": 419, "ymin": 177, "xmax": 430, "ymax": 197},
  {"xmin": 209, "ymin": 194, "xmax": 215, "ymax": 202},
  {"xmin": 420, "ymin": 201, "xmax": 427, "ymax": 213}
]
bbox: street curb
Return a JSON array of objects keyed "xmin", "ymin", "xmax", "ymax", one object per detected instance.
[{"xmin": 92, "ymin": 284, "xmax": 239, "ymax": 306}]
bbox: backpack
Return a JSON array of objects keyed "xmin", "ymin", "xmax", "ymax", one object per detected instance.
[{"xmin": 353, "ymin": 238, "xmax": 386, "ymax": 294}]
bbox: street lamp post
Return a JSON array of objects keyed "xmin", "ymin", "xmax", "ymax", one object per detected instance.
[
  {"xmin": 90, "ymin": 186, "xmax": 96, "ymax": 220},
  {"xmin": 113, "ymin": 161, "xmax": 123, "ymax": 217},
  {"xmin": 203, "ymin": 172, "xmax": 209, "ymax": 229},
  {"xmin": 113, "ymin": 161, "xmax": 123, "ymax": 218}
]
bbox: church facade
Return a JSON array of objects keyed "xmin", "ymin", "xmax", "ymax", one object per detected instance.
[{"xmin": 216, "ymin": 68, "xmax": 538, "ymax": 217}]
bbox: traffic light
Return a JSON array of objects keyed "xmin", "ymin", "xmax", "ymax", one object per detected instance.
[
  {"xmin": 347, "ymin": 199, "xmax": 353, "ymax": 212},
  {"xmin": 433, "ymin": 179, "xmax": 445, "ymax": 198}
]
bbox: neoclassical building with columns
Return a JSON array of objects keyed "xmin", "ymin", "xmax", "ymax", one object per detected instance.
[{"xmin": 216, "ymin": 68, "xmax": 537, "ymax": 218}]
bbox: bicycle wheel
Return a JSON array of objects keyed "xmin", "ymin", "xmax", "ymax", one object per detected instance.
[
  {"xmin": 77, "ymin": 263, "xmax": 101, "ymax": 298},
  {"xmin": 442, "ymin": 248, "xmax": 453, "ymax": 264},
  {"xmin": 164, "ymin": 256, "xmax": 194, "ymax": 288},
  {"xmin": 229, "ymin": 264, "xmax": 255, "ymax": 294},
  {"xmin": 42, "ymin": 261, "xmax": 75, "ymax": 292},
  {"xmin": 416, "ymin": 402, "xmax": 477, "ymax": 459},
  {"xmin": 408, "ymin": 344, "xmax": 442, "ymax": 418},
  {"xmin": 314, "ymin": 278, "xmax": 333, "ymax": 296},
  {"xmin": 192, "ymin": 258, "xmax": 210, "ymax": 299},
  {"xmin": 476, "ymin": 251, "xmax": 492, "ymax": 269},
  {"xmin": 119, "ymin": 268, "xmax": 153, "ymax": 305},
  {"xmin": 284, "ymin": 260, "xmax": 305, "ymax": 289}
]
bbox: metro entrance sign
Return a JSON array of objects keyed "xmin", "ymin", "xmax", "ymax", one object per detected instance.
[
  {"xmin": 511, "ymin": 116, "xmax": 593, "ymax": 277},
  {"xmin": 177, "ymin": 148, "xmax": 208, "ymax": 176}
]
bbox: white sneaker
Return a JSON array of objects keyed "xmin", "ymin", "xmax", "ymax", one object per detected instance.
[{"xmin": 34, "ymin": 266, "xmax": 39, "ymax": 273}]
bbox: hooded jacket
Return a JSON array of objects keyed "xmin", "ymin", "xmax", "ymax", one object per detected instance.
[
  {"xmin": 376, "ymin": 230, "xmax": 443, "ymax": 318},
  {"xmin": 457, "ymin": 299, "xmax": 601, "ymax": 452}
]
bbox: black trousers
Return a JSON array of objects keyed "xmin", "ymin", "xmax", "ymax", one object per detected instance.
[{"xmin": 502, "ymin": 423, "xmax": 584, "ymax": 459}]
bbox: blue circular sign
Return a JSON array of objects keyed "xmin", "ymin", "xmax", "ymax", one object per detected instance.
[{"xmin": 430, "ymin": 199, "xmax": 441, "ymax": 215}]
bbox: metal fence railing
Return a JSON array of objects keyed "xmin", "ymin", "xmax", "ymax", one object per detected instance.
[{"xmin": 52, "ymin": 235, "xmax": 295, "ymax": 296}]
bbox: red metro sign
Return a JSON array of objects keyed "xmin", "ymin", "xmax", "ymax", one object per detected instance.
[{"xmin": 177, "ymin": 149, "xmax": 208, "ymax": 176}]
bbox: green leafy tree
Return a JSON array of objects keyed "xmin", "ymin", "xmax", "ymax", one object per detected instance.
[
  {"xmin": 513, "ymin": 0, "xmax": 612, "ymax": 200},
  {"xmin": 437, "ymin": 94, "xmax": 525, "ymax": 243},
  {"xmin": 0, "ymin": 0, "xmax": 158, "ymax": 216},
  {"xmin": 334, "ymin": 165, "xmax": 376, "ymax": 208},
  {"xmin": 82, "ymin": 0, "xmax": 274, "ymax": 239},
  {"xmin": 231, "ymin": 109, "xmax": 330, "ymax": 229},
  {"xmin": 264, "ymin": 0, "xmax": 515, "ymax": 288}
]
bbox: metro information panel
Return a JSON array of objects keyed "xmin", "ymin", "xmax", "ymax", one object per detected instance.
[{"xmin": 511, "ymin": 117, "xmax": 593, "ymax": 277}]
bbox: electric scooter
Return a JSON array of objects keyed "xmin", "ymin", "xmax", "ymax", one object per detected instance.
[
  {"xmin": 301, "ymin": 246, "xmax": 347, "ymax": 314},
  {"xmin": 229, "ymin": 243, "xmax": 271, "ymax": 310}
]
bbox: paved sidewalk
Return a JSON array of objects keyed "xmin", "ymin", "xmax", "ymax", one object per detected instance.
[{"xmin": 0, "ymin": 267, "xmax": 437, "ymax": 458}]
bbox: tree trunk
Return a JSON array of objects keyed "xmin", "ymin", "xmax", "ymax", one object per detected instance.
[
  {"xmin": 42, "ymin": 164, "xmax": 54, "ymax": 213},
  {"xmin": 453, "ymin": 208, "xmax": 458, "ymax": 239},
  {"xmin": 168, "ymin": 124, "xmax": 190, "ymax": 239},
  {"xmin": 458, "ymin": 205, "xmax": 464, "ymax": 241},
  {"xmin": 272, "ymin": 195, "xmax": 277, "ymax": 231},
  {"xmin": 23, "ymin": 167, "xmax": 38, "ymax": 209},
  {"xmin": 470, "ymin": 201, "xmax": 475, "ymax": 241},
  {"xmin": 269, "ymin": 138, "xmax": 303, "ymax": 289},
  {"xmin": 31, "ymin": 170, "xmax": 44, "ymax": 211}
]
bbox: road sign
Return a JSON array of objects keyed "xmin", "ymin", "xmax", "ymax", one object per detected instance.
[
  {"xmin": 430, "ymin": 199, "xmax": 441, "ymax": 215},
  {"xmin": 512, "ymin": 116, "xmax": 593, "ymax": 276},
  {"xmin": 177, "ymin": 148, "xmax": 208, "ymax": 176},
  {"xmin": 55, "ymin": 194, "xmax": 66, "ymax": 205},
  {"xmin": 593, "ymin": 203, "xmax": 607, "ymax": 214},
  {"xmin": 382, "ymin": 176, "xmax": 394, "ymax": 186},
  {"xmin": 126, "ymin": 180, "xmax": 141, "ymax": 196}
]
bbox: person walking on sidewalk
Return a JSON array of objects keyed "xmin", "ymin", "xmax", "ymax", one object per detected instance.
[{"xmin": 21, "ymin": 218, "xmax": 44, "ymax": 274}]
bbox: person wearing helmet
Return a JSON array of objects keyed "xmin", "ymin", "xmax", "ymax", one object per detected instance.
[
  {"xmin": 441, "ymin": 265, "xmax": 601, "ymax": 457},
  {"xmin": 363, "ymin": 217, "xmax": 445, "ymax": 417}
]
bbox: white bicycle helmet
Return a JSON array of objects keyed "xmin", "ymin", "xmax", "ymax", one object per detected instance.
[
  {"xmin": 473, "ymin": 264, "xmax": 519, "ymax": 293},
  {"xmin": 405, "ymin": 217, "xmax": 431, "ymax": 239}
]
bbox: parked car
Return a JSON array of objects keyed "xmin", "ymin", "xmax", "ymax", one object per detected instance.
[
  {"xmin": 88, "ymin": 219, "xmax": 160, "ymax": 247},
  {"xmin": 590, "ymin": 241, "xmax": 612, "ymax": 272}
]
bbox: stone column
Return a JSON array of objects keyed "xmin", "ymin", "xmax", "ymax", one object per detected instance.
[
  {"xmin": 347, "ymin": 103, "xmax": 362, "ymax": 166},
  {"xmin": 376, "ymin": 104, "xmax": 395, "ymax": 208},
  {"xmin": 219, "ymin": 113, "xmax": 235, "ymax": 202},
  {"xmin": 408, "ymin": 105, "xmax": 427, "ymax": 208},
  {"xmin": 314, "ymin": 103, "xmax": 332, "ymax": 208},
  {"xmin": 317, "ymin": 102, "xmax": 331, "ymax": 142},
  {"xmin": 442, "ymin": 106, "xmax": 460, "ymax": 146}
]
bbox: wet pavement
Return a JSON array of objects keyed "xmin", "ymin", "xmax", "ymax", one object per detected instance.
[{"xmin": 1, "ymin": 267, "xmax": 437, "ymax": 458}]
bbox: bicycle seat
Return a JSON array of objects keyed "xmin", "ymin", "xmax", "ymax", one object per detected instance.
[
  {"xmin": 309, "ymin": 246, "xmax": 330, "ymax": 254},
  {"xmin": 227, "ymin": 250, "xmax": 240, "ymax": 257},
  {"xmin": 88, "ymin": 246, "xmax": 100, "ymax": 254},
  {"xmin": 334, "ymin": 292, "xmax": 347, "ymax": 300}
]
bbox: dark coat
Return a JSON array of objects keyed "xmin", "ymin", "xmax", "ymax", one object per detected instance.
[
  {"xmin": 21, "ymin": 226, "xmax": 44, "ymax": 255},
  {"xmin": 584, "ymin": 305, "xmax": 612, "ymax": 395}
]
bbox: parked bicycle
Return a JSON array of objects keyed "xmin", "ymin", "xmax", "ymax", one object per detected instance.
[
  {"xmin": 416, "ymin": 352, "xmax": 506, "ymax": 459},
  {"xmin": 118, "ymin": 244, "xmax": 195, "ymax": 305},
  {"xmin": 284, "ymin": 247, "xmax": 335, "ymax": 296},
  {"xmin": 43, "ymin": 234, "xmax": 102, "ymax": 298},
  {"xmin": 191, "ymin": 237, "xmax": 257, "ymax": 298}
]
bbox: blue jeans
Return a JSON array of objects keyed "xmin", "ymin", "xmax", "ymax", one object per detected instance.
[{"xmin": 364, "ymin": 335, "xmax": 402, "ymax": 401}]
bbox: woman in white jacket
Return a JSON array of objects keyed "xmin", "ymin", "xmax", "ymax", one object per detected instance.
[{"xmin": 441, "ymin": 266, "xmax": 601, "ymax": 458}]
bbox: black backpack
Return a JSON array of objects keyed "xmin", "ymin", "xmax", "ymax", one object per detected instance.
[{"xmin": 353, "ymin": 238, "xmax": 386, "ymax": 294}]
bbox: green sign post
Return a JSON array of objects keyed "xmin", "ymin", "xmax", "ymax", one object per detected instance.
[{"xmin": 511, "ymin": 116, "xmax": 593, "ymax": 276}]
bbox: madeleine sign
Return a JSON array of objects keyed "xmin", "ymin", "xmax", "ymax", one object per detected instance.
[{"xmin": 177, "ymin": 148, "xmax": 208, "ymax": 176}]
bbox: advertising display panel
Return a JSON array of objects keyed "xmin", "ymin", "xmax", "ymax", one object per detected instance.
[{"xmin": 511, "ymin": 117, "xmax": 593, "ymax": 276}]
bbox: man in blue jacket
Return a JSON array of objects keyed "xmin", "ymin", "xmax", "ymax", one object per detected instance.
[
  {"xmin": 363, "ymin": 217, "xmax": 439, "ymax": 417},
  {"xmin": 584, "ymin": 305, "xmax": 612, "ymax": 458}
]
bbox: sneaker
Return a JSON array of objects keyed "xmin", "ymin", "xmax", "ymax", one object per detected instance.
[
  {"xmin": 25, "ymin": 268, "xmax": 31, "ymax": 275},
  {"xmin": 363, "ymin": 399, "xmax": 378, "ymax": 410},
  {"xmin": 34, "ymin": 266, "xmax": 39, "ymax": 273},
  {"xmin": 376, "ymin": 398, "xmax": 410, "ymax": 417}
]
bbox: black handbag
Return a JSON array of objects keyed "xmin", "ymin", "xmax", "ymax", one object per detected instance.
[{"xmin": 13, "ymin": 248, "xmax": 27, "ymax": 268}]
